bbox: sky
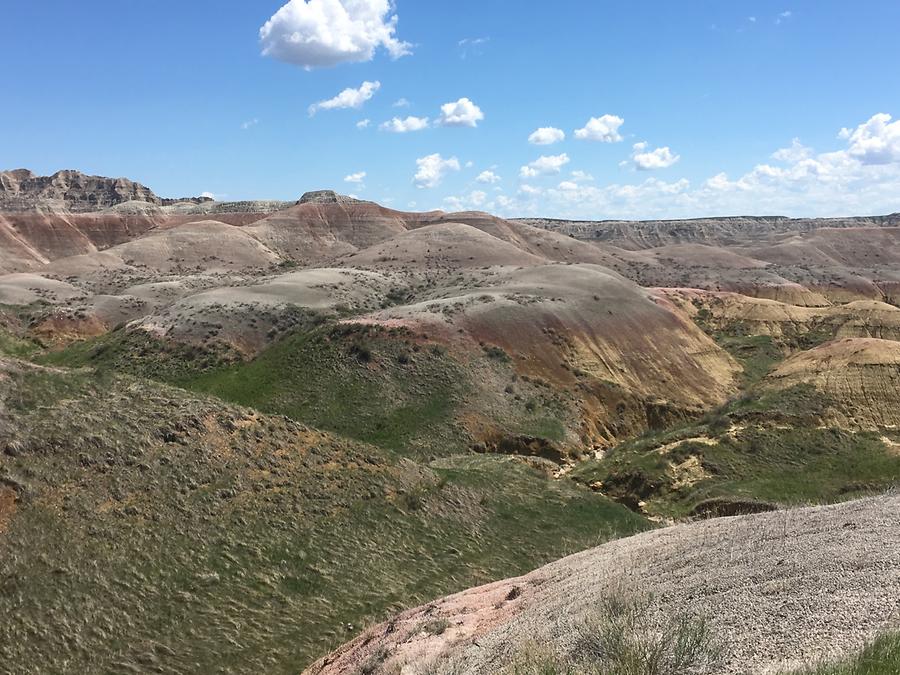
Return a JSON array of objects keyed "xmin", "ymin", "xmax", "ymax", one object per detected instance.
[{"xmin": 2, "ymin": 0, "xmax": 900, "ymax": 220}]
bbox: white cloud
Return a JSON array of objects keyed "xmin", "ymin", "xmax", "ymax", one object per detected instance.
[
  {"xmin": 570, "ymin": 170, "xmax": 595, "ymax": 182},
  {"xmin": 476, "ymin": 170, "xmax": 501, "ymax": 184},
  {"xmin": 520, "ymin": 153, "xmax": 570, "ymax": 178},
  {"xmin": 520, "ymin": 112, "xmax": 900, "ymax": 219},
  {"xmin": 630, "ymin": 142, "xmax": 681, "ymax": 170},
  {"xmin": 519, "ymin": 184, "xmax": 542, "ymax": 195},
  {"xmin": 772, "ymin": 138, "xmax": 812, "ymax": 163},
  {"xmin": 528, "ymin": 127, "xmax": 565, "ymax": 145},
  {"xmin": 393, "ymin": 97, "xmax": 411, "ymax": 108},
  {"xmin": 309, "ymin": 80, "xmax": 380, "ymax": 116},
  {"xmin": 443, "ymin": 189, "xmax": 492, "ymax": 212},
  {"xmin": 558, "ymin": 181, "xmax": 578, "ymax": 191},
  {"xmin": 344, "ymin": 171, "xmax": 366, "ymax": 184},
  {"xmin": 776, "ymin": 10, "xmax": 792, "ymax": 24},
  {"xmin": 414, "ymin": 153, "xmax": 461, "ymax": 188},
  {"xmin": 356, "ymin": 118, "xmax": 371, "ymax": 129},
  {"xmin": 201, "ymin": 191, "xmax": 216, "ymax": 200},
  {"xmin": 437, "ymin": 98, "xmax": 484, "ymax": 127},
  {"xmin": 840, "ymin": 113, "xmax": 900, "ymax": 165},
  {"xmin": 469, "ymin": 190, "xmax": 487, "ymax": 206},
  {"xmin": 575, "ymin": 115, "xmax": 625, "ymax": 142},
  {"xmin": 259, "ymin": 0, "xmax": 411, "ymax": 69},
  {"xmin": 380, "ymin": 116, "xmax": 430, "ymax": 133},
  {"xmin": 458, "ymin": 37, "xmax": 489, "ymax": 58},
  {"xmin": 241, "ymin": 118, "xmax": 259, "ymax": 130}
]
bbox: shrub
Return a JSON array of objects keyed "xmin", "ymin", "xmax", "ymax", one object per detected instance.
[{"xmin": 500, "ymin": 592, "xmax": 722, "ymax": 675}]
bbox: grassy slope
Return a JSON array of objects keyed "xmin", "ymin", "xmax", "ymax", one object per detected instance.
[
  {"xmin": 0, "ymin": 363, "xmax": 649, "ymax": 673},
  {"xmin": 42, "ymin": 324, "xmax": 574, "ymax": 458}
]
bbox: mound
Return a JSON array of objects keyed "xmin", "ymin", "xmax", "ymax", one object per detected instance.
[
  {"xmin": 359, "ymin": 263, "xmax": 739, "ymax": 449},
  {"xmin": 0, "ymin": 273, "xmax": 84, "ymax": 305},
  {"xmin": 307, "ymin": 494, "xmax": 900, "ymax": 675},
  {"xmin": 342, "ymin": 222, "xmax": 546, "ymax": 269},
  {"xmin": 767, "ymin": 338, "xmax": 900, "ymax": 428},
  {"xmin": 244, "ymin": 200, "xmax": 415, "ymax": 262},
  {"xmin": 134, "ymin": 268, "xmax": 392, "ymax": 353},
  {"xmin": 661, "ymin": 289, "xmax": 900, "ymax": 346}
]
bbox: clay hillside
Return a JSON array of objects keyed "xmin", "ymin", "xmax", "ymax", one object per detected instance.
[{"xmin": 1, "ymin": 171, "xmax": 899, "ymax": 673}]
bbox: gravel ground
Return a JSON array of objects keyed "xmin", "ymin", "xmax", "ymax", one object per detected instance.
[{"xmin": 307, "ymin": 493, "xmax": 900, "ymax": 674}]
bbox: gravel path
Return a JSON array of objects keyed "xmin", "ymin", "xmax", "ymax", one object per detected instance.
[{"xmin": 307, "ymin": 493, "xmax": 900, "ymax": 674}]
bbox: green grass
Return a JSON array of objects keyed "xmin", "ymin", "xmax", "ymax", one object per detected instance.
[
  {"xmin": 38, "ymin": 327, "xmax": 242, "ymax": 382},
  {"xmin": 571, "ymin": 385, "xmax": 900, "ymax": 518},
  {"xmin": 788, "ymin": 633, "xmax": 900, "ymax": 675},
  {"xmin": 715, "ymin": 333, "xmax": 784, "ymax": 385},
  {"xmin": 0, "ymin": 364, "xmax": 650, "ymax": 674},
  {"xmin": 186, "ymin": 325, "xmax": 469, "ymax": 456},
  {"xmin": 42, "ymin": 323, "xmax": 577, "ymax": 458}
]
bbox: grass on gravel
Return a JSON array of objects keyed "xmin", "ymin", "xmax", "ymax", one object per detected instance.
[
  {"xmin": 496, "ymin": 593, "xmax": 722, "ymax": 675},
  {"xmin": 787, "ymin": 633, "xmax": 900, "ymax": 675}
]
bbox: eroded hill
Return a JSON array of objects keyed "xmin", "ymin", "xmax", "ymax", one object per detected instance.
[{"xmin": 2, "ymin": 172, "xmax": 900, "ymax": 672}]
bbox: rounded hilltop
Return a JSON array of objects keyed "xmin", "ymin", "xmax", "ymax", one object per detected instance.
[{"xmin": 297, "ymin": 190, "xmax": 369, "ymax": 206}]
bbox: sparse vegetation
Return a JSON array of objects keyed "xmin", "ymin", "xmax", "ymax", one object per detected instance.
[
  {"xmin": 787, "ymin": 632, "xmax": 900, "ymax": 675},
  {"xmin": 500, "ymin": 593, "xmax": 721, "ymax": 675}
]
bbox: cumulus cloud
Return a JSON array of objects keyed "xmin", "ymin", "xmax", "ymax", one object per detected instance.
[
  {"xmin": 356, "ymin": 118, "xmax": 371, "ymax": 129},
  {"xmin": 344, "ymin": 171, "xmax": 366, "ymax": 183},
  {"xmin": 260, "ymin": 0, "xmax": 411, "ymax": 69},
  {"xmin": 476, "ymin": 170, "xmax": 501, "ymax": 184},
  {"xmin": 380, "ymin": 116, "xmax": 430, "ymax": 133},
  {"xmin": 772, "ymin": 138, "xmax": 813, "ymax": 163},
  {"xmin": 574, "ymin": 115, "xmax": 625, "ymax": 142},
  {"xmin": 309, "ymin": 80, "xmax": 380, "ymax": 116},
  {"xmin": 393, "ymin": 97, "xmax": 411, "ymax": 108},
  {"xmin": 501, "ymin": 112, "xmax": 900, "ymax": 219},
  {"xmin": 201, "ymin": 191, "xmax": 217, "ymax": 200},
  {"xmin": 520, "ymin": 153, "xmax": 570, "ymax": 178},
  {"xmin": 630, "ymin": 142, "xmax": 681, "ymax": 170},
  {"xmin": 570, "ymin": 170, "xmax": 595, "ymax": 182},
  {"xmin": 444, "ymin": 189, "xmax": 495, "ymax": 212},
  {"xmin": 528, "ymin": 127, "xmax": 565, "ymax": 145},
  {"xmin": 414, "ymin": 153, "xmax": 461, "ymax": 188},
  {"xmin": 840, "ymin": 113, "xmax": 900, "ymax": 165},
  {"xmin": 437, "ymin": 98, "xmax": 484, "ymax": 127}
]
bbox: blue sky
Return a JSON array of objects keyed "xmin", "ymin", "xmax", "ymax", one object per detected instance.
[{"xmin": 2, "ymin": 0, "xmax": 900, "ymax": 219}]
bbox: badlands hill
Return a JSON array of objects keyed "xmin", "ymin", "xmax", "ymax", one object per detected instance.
[{"xmin": 1, "ymin": 171, "xmax": 900, "ymax": 672}]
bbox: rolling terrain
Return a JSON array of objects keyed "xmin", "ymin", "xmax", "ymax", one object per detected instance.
[{"xmin": 2, "ymin": 171, "xmax": 900, "ymax": 673}]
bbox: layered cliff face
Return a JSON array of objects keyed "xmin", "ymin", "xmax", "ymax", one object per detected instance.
[{"xmin": 0, "ymin": 169, "xmax": 166, "ymax": 212}]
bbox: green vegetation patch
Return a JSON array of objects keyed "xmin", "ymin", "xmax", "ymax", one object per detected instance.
[
  {"xmin": 185, "ymin": 324, "xmax": 470, "ymax": 456},
  {"xmin": 0, "ymin": 365, "xmax": 649, "ymax": 674},
  {"xmin": 572, "ymin": 385, "xmax": 900, "ymax": 519}
]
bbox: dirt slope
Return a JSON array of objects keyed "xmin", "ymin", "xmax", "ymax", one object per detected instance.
[{"xmin": 767, "ymin": 337, "xmax": 900, "ymax": 428}]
